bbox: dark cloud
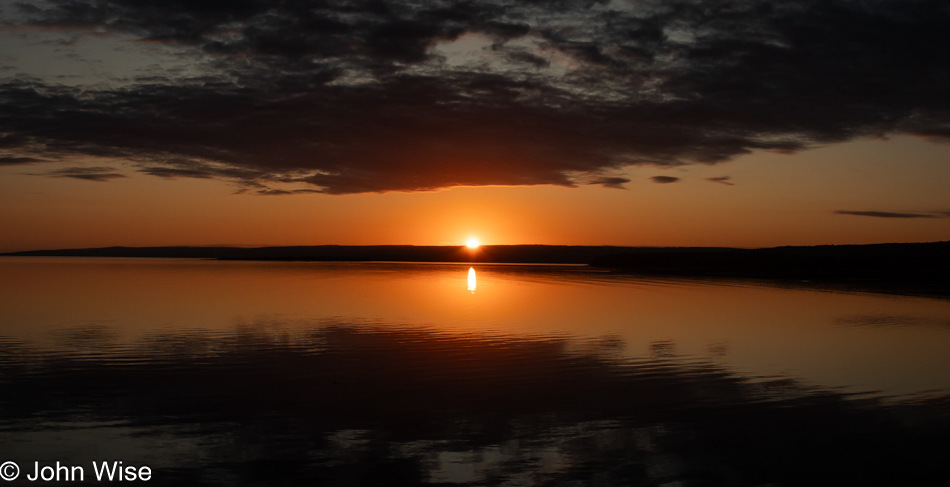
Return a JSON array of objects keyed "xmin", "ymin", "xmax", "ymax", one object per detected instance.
[
  {"xmin": 504, "ymin": 50, "xmax": 550, "ymax": 69},
  {"xmin": 650, "ymin": 176, "xmax": 680, "ymax": 184},
  {"xmin": 834, "ymin": 210, "xmax": 941, "ymax": 219},
  {"xmin": 706, "ymin": 176, "xmax": 734, "ymax": 186},
  {"xmin": 2, "ymin": 0, "xmax": 950, "ymax": 194},
  {"xmin": 42, "ymin": 166, "xmax": 128, "ymax": 182}
]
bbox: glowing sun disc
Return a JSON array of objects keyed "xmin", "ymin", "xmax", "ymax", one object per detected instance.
[{"xmin": 466, "ymin": 237, "xmax": 480, "ymax": 249}]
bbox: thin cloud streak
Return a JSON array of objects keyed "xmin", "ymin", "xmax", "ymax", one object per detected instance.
[
  {"xmin": 589, "ymin": 177, "xmax": 630, "ymax": 189},
  {"xmin": 39, "ymin": 166, "xmax": 128, "ymax": 182},
  {"xmin": 706, "ymin": 176, "xmax": 734, "ymax": 186},
  {"xmin": 0, "ymin": 156, "xmax": 46, "ymax": 166},
  {"xmin": 650, "ymin": 176, "xmax": 680, "ymax": 184},
  {"xmin": 834, "ymin": 210, "xmax": 942, "ymax": 219}
]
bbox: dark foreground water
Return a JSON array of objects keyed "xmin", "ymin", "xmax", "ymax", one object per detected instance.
[{"xmin": 2, "ymin": 258, "xmax": 950, "ymax": 486}]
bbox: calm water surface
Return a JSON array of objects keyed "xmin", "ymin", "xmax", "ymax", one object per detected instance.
[{"xmin": 2, "ymin": 257, "xmax": 950, "ymax": 486}]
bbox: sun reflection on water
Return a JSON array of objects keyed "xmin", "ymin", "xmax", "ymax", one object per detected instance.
[{"xmin": 467, "ymin": 267, "xmax": 476, "ymax": 293}]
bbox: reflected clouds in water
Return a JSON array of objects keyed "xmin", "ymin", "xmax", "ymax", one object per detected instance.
[{"xmin": 3, "ymin": 320, "xmax": 950, "ymax": 486}]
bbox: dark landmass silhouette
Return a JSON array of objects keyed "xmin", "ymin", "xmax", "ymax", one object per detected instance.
[
  {"xmin": 0, "ymin": 244, "xmax": 729, "ymax": 264},
  {"xmin": 591, "ymin": 241, "xmax": 950, "ymax": 296},
  {"xmin": 590, "ymin": 241, "xmax": 950, "ymax": 276},
  {"xmin": 4, "ymin": 241, "xmax": 949, "ymax": 295}
]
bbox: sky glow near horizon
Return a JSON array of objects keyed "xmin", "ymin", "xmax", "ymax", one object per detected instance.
[{"xmin": 1, "ymin": 0, "xmax": 949, "ymax": 251}]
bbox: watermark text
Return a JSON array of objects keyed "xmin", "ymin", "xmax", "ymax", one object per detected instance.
[{"xmin": 0, "ymin": 461, "xmax": 151, "ymax": 482}]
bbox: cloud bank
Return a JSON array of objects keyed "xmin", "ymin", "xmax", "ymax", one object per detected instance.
[{"xmin": 1, "ymin": 0, "xmax": 949, "ymax": 194}]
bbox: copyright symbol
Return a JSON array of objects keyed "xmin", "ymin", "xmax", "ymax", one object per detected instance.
[{"xmin": 0, "ymin": 462, "xmax": 18, "ymax": 481}]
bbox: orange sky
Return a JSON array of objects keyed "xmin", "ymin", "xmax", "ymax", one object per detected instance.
[
  {"xmin": 2, "ymin": 135, "xmax": 948, "ymax": 252},
  {"xmin": 3, "ymin": 1, "xmax": 950, "ymax": 252}
]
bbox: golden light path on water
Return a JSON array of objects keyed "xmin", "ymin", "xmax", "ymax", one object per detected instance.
[{"xmin": 4, "ymin": 257, "xmax": 950, "ymax": 397}]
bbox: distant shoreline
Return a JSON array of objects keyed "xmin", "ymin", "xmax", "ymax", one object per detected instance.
[
  {"xmin": 588, "ymin": 241, "xmax": 950, "ymax": 297},
  {"xmin": 4, "ymin": 242, "xmax": 949, "ymax": 296},
  {"xmin": 0, "ymin": 244, "xmax": 731, "ymax": 265}
]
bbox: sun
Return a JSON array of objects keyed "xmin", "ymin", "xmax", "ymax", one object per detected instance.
[{"xmin": 465, "ymin": 237, "xmax": 481, "ymax": 249}]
